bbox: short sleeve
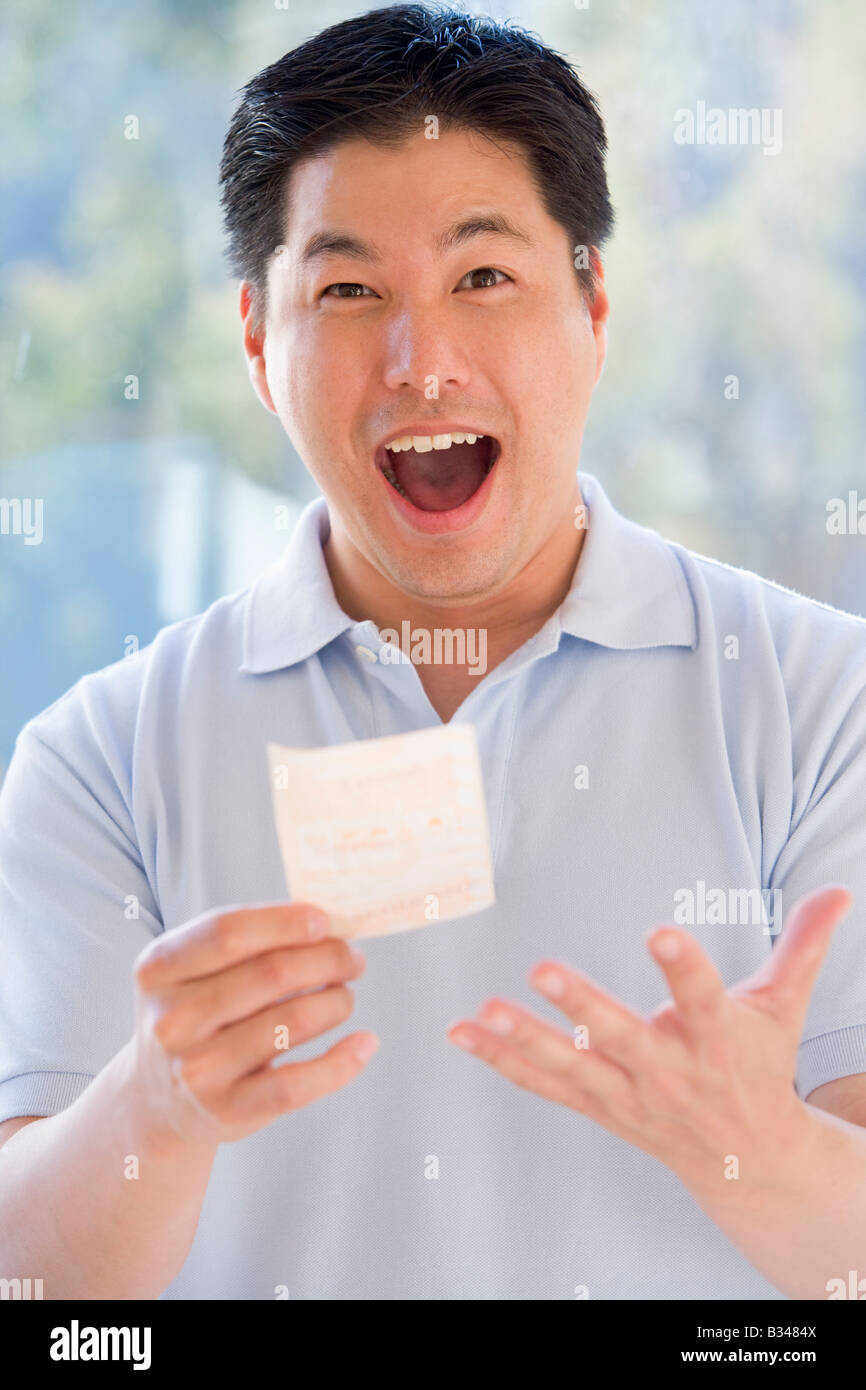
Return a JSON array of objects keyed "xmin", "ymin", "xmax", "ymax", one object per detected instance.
[
  {"xmin": 0, "ymin": 711, "xmax": 162, "ymax": 1125},
  {"xmin": 766, "ymin": 625, "xmax": 866, "ymax": 1102}
]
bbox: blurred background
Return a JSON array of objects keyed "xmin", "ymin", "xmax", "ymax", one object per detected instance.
[{"xmin": 2, "ymin": 0, "xmax": 865, "ymax": 777}]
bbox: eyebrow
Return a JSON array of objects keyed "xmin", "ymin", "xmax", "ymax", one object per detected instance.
[{"xmin": 297, "ymin": 212, "xmax": 534, "ymax": 268}]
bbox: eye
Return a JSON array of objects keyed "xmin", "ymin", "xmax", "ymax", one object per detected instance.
[
  {"xmin": 457, "ymin": 267, "xmax": 512, "ymax": 291},
  {"xmin": 320, "ymin": 283, "xmax": 377, "ymax": 299}
]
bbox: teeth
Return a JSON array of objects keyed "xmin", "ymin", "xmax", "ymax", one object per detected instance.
[
  {"xmin": 381, "ymin": 465, "xmax": 408, "ymax": 498},
  {"xmin": 386, "ymin": 431, "xmax": 485, "ymax": 454}
]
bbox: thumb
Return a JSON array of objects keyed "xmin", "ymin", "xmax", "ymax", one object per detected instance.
[{"xmin": 746, "ymin": 885, "xmax": 852, "ymax": 1028}]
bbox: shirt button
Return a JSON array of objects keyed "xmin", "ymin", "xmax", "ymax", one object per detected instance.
[{"xmin": 354, "ymin": 644, "xmax": 378, "ymax": 663}]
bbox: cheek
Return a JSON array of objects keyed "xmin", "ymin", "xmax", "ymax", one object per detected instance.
[
  {"xmin": 258, "ymin": 344, "xmax": 318, "ymax": 472},
  {"xmin": 507, "ymin": 335, "xmax": 592, "ymax": 441},
  {"xmin": 287, "ymin": 322, "xmax": 362, "ymax": 416},
  {"xmin": 540, "ymin": 318, "xmax": 596, "ymax": 427},
  {"xmin": 502, "ymin": 295, "xmax": 595, "ymax": 406},
  {"xmin": 266, "ymin": 327, "xmax": 328, "ymax": 430},
  {"xmin": 267, "ymin": 328, "xmax": 368, "ymax": 488}
]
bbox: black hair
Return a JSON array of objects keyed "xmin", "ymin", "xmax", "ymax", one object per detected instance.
[{"xmin": 219, "ymin": 2, "xmax": 614, "ymax": 329}]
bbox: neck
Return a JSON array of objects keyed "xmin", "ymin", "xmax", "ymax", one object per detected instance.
[{"xmin": 322, "ymin": 489, "xmax": 587, "ymax": 688}]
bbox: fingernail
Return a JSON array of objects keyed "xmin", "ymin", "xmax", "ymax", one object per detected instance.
[
  {"xmin": 352, "ymin": 1034, "xmax": 379, "ymax": 1062},
  {"xmin": 482, "ymin": 1009, "xmax": 514, "ymax": 1035},
  {"xmin": 653, "ymin": 932, "xmax": 681, "ymax": 961},
  {"xmin": 306, "ymin": 909, "xmax": 331, "ymax": 939},
  {"xmin": 533, "ymin": 969, "xmax": 565, "ymax": 998},
  {"xmin": 450, "ymin": 1028, "xmax": 477, "ymax": 1051},
  {"xmin": 349, "ymin": 946, "xmax": 366, "ymax": 971}
]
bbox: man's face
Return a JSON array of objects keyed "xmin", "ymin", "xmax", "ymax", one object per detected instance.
[{"xmin": 243, "ymin": 125, "xmax": 608, "ymax": 604}]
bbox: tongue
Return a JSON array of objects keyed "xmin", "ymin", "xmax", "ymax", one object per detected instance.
[{"xmin": 392, "ymin": 440, "xmax": 488, "ymax": 512}]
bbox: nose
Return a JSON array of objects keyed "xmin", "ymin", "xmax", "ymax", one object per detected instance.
[{"xmin": 381, "ymin": 303, "xmax": 472, "ymax": 396}]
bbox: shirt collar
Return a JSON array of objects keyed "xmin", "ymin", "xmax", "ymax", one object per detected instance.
[
  {"xmin": 239, "ymin": 495, "xmax": 351, "ymax": 674},
  {"xmin": 558, "ymin": 471, "xmax": 697, "ymax": 650},
  {"xmin": 239, "ymin": 471, "xmax": 697, "ymax": 675}
]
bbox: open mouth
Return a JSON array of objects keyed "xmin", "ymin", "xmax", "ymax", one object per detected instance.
[{"xmin": 375, "ymin": 431, "xmax": 500, "ymax": 513}]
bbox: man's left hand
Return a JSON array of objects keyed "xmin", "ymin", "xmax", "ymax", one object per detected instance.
[{"xmin": 447, "ymin": 885, "xmax": 852, "ymax": 1199}]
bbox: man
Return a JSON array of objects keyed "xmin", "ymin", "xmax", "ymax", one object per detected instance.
[{"xmin": 1, "ymin": 4, "xmax": 865, "ymax": 1301}]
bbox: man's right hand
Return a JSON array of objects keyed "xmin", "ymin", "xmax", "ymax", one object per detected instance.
[{"xmin": 130, "ymin": 903, "xmax": 376, "ymax": 1150}]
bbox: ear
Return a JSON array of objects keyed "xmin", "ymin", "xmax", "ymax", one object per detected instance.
[
  {"xmin": 587, "ymin": 248, "xmax": 609, "ymax": 386},
  {"xmin": 240, "ymin": 281, "xmax": 278, "ymax": 416}
]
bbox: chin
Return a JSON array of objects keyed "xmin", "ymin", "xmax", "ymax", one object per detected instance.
[{"xmin": 380, "ymin": 544, "xmax": 511, "ymax": 603}]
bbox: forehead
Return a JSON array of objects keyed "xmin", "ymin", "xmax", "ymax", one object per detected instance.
[{"xmin": 280, "ymin": 126, "xmax": 543, "ymax": 249}]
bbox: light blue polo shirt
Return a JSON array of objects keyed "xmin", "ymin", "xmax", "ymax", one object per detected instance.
[{"xmin": 2, "ymin": 469, "xmax": 866, "ymax": 1300}]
